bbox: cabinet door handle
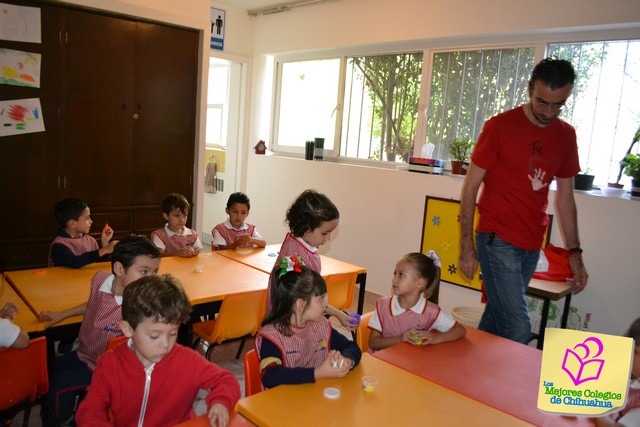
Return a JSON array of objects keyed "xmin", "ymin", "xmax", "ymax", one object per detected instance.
[{"xmin": 133, "ymin": 113, "xmax": 139, "ymax": 119}]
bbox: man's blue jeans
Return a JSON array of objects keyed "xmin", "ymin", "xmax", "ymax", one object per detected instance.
[{"xmin": 476, "ymin": 232, "xmax": 540, "ymax": 344}]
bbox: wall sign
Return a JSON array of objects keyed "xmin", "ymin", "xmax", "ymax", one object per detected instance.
[{"xmin": 210, "ymin": 8, "xmax": 225, "ymax": 51}]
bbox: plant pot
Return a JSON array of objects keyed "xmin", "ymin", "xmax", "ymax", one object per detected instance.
[
  {"xmin": 451, "ymin": 161, "xmax": 469, "ymax": 175},
  {"xmin": 574, "ymin": 174, "xmax": 595, "ymax": 191},
  {"xmin": 632, "ymin": 178, "xmax": 640, "ymax": 198}
]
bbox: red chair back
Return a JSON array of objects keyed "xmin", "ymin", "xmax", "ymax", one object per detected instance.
[
  {"xmin": 243, "ymin": 349, "xmax": 262, "ymax": 397},
  {"xmin": 0, "ymin": 336, "xmax": 49, "ymax": 410}
]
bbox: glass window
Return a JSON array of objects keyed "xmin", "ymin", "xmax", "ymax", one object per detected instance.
[
  {"xmin": 341, "ymin": 53, "xmax": 423, "ymax": 162},
  {"xmin": 270, "ymin": 36, "xmax": 639, "ymax": 186},
  {"xmin": 273, "ymin": 59, "xmax": 341, "ymax": 153},
  {"xmin": 206, "ymin": 58, "xmax": 229, "ymax": 148},
  {"xmin": 425, "ymin": 48, "xmax": 535, "ymax": 159},
  {"xmin": 548, "ymin": 40, "xmax": 640, "ymax": 185}
]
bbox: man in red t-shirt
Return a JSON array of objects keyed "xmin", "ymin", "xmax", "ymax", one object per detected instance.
[{"xmin": 458, "ymin": 58, "xmax": 589, "ymax": 344}]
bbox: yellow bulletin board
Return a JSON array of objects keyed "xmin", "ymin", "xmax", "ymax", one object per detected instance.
[
  {"xmin": 421, "ymin": 197, "xmax": 482, "ymax": 291},
  {"xmin": 421, "ymin": 197, "xmax": 552, "ymax": 292}
]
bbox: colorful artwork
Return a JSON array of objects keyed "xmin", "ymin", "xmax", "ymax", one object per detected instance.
[
  {"xmin": 421, "ymin": 196, "xmax": 552, "ymax": 291},
  {"xmin": 421, "ymin": 197, "xmax": 482, "ymax": 291},
  {"xmin": 0, "ymin": 98, "xmax": 45, "ymax": 137},
  {"xmin": 0, "ymin": 48, "xmax": 41, "ymax": 87},
  {"xmin": 0, "ymin": 2, "xmax": 41, "ymax": 43}
]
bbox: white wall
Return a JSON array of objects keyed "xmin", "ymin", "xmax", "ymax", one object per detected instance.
[{"xmin": 240, "ymin": 0, "xmax": 640, "ymax": 336}]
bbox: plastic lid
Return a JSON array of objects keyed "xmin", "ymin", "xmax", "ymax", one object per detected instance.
[
  {"xmin": 348, "ymin": 313, "xmax": 361, "ymax": 325},
  {"xmin": 323, "ymin": 387, "xmax": 340, "ymax": 399}
]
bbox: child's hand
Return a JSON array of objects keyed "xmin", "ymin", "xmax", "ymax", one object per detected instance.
[
  {"xmin": 336, "ymin": 310, "xmax": 357, "ymax": 332},
  {"xmin": 99, "ymin": 240, "xmax": 119, "ymax": 257},
  {"xmin": 207, "ymin": 403, "xmax": 229, "ymax": 427},
  {"xmin": 315, "ymin": 350, "xmax": 351, "ymax": 380},
  {"xmin": 39, "ymin": 310, "xmax": 64, "ymax": 328},
  {"xmin": 101, "ymin": 224, "xmax": 114, "ymax": 247},
  {"xmin": 402, "ymin": 329, "xmax": 424, "ymax": 345},
  {"xmin": 0, "ymin": 303, "xmax": 18, "ymax": 320},
  {"xmin": 411, "ymin": 330, "xmax": 441, "ymax": 345},
  {"xmin": 176, "ymin": 246, "xmax": 198, "ymax": 258},
  {"xmin": 234, "ymin": 234, "xmax": 251, "ymax": 247}
]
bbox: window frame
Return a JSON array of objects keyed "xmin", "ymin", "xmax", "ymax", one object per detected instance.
[{"xmin": 268, "ymin": 27, "xmax": 640, "ymax": 174}]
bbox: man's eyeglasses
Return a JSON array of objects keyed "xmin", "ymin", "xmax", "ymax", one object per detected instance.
[{"xmin": 535, "ymin": 98, "xmax": 565, "ymax": 112}]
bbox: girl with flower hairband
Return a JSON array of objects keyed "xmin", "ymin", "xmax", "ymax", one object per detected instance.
[
  {"xmin": 255, "ymin": 256, "xmax": 362, "ymax": 389},
  {"xmin": 270, "ymin": 190, "xmax": 356, "ymax": 332},
  {"xmin": 367, "ymin": 251, "xmax": 466, "ymax": 352}
]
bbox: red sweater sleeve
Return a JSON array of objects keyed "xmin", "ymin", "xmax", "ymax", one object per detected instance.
[{"xmin": 75, "ymin": 355, "xmax": 114, "ymax": 426}]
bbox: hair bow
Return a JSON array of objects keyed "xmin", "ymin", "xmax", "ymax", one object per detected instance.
[
  {"xmin": 279, "ymin": 255, "xmax": 304, "ymax": 277},
  {"xmin": 426, "ymin": 250, "xmax": 442, "ymax": 268}
]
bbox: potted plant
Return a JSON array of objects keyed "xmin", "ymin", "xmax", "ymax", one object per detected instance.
[
  {"xmin": 611, "ymin": 123, "xmax": 640, "ymax": 188},
  {"xmin": 574, "ymin": 167, "xmax": 595, "ymax": 191},
  {"xmin": 449, "ymin": 136, "xmax": 475, "ymax": 175},
  {"xmin": 620, "ymin": 152, "xmax": 640, "ymax": 198}
]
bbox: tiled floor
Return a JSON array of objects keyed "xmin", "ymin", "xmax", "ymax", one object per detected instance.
[{"xmin": 11, "ymin": 288, "xmax": 378, "ymax": 426}]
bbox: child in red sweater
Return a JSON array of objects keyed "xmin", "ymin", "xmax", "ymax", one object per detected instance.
[{"xmin": 77, "ymin": 274, "xmax": 240, "ymax": 427}]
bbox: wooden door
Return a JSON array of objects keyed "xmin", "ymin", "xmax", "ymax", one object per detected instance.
[
  {"xmin": 60, "ymin": 9, "xmax": 136, "ymax": 207},
  {"xmin": 132, "ymin": 22, "xmax": 197, "ymax": 205}
]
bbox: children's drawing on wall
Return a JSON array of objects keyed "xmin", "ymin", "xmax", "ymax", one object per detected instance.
[
  {"xmin": 0, "ymin": 2, "xmax": 41, "ymax": 43},
  {"xmin": 0, "ymin": 98, "xmax": 45, "ymax": 137},
  {"xmin": 0, "ymin": 48, "xmax": 41, "ymax": 87}
]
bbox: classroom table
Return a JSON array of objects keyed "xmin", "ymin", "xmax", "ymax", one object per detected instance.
[
  {"xmin": 0, "ymin": 275, "xmax": 43, "ymax": 333},
  {"xmin": 235, "ymin": 353, "xmax": 534, "ymax": 427},
  {"xmin": 373, "ymin": 326, "xmax": 595, "ymax": 426},
  {"xmin": 217, "ymin": 244, "xmax": 368, "ymax": 313},
  {"xmin": 158, "ymin": 253, "xmax": 269, "ymax": 306},
  {"xmin": 4, "ymin": 253, "xmax": 269, "ymax": 328},
  {"xmin": 527, "ymin": 278, "xmax": 574, "ymax": 349},
  {"xmin": 4, "ymin": 262, "xmax": 109, "ymax": 328}
]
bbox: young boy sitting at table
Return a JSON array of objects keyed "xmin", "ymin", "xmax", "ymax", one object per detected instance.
[
  {"xmin": 39, "ymin": 235, "xmax": 161, "ymax": 427},
  {"xmin": 211, "ymin": 192, "xmax": 266, "ymax": 250},
  {"xmin": 151, "ymin": 193, "xmax": 203, "ymax": 257},
  {"xmin": 49, "ymin": 197, "xmax": 118, "ymax": 268},
  {"xmin": 76, "ymin": 274, "xmax": 240, "ymax": 427}
]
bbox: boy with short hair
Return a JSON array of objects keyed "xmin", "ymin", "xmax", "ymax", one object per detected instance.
[
  {"xmin": 211, "ymin": 192, "xmax": 266, "ymax": 250},
  {"xmin": 151, "ymin": 193, "xmax": 203, "ymax": 257},
  {"xmin": 39, "ymin": 235, "xmax": 161, "ymax": 426},
  {"xmin": 49, "ymin": 197, "xmax": 118, "ymax": 268},
  {"xmin": 77, "ymin": 275, "xmax": 240, "ymax": 427}
]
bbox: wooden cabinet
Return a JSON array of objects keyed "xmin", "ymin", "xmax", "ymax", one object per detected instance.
[{"xmin": 0, "ymin": 1, "xmax": 197, "ymax": 270}]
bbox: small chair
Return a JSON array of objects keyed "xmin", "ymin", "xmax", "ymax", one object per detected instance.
[
  {"xmin": 0, "ymin": 336, "xmax": 49, "ymax": 427},
  {"xmin": 355, "ymin": 311, "xmax": 374, "ymax": 353},
  {"xmin": 192, "ymin": 289, "xmax": 266, "ymax": 360},
  {"xmin": 243, "ymin": 349, "xmax": 262, "ymax": 397},
  {"xmin": 324, "ymin": 272, "xmax": 358, "ymax": 311},
  {"xmin": 105, "ymin": 335, "xmax": 128, "ymax": 352}
]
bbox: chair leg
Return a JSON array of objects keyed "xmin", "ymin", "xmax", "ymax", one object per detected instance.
[
  {"xmin": 192, "ymin": 336, "xmax": 202, "ymax": 350},
  {"xmin": 205, "ymin": 343, "xmax": 216, "ymax": 361},
  {"xmin": 21, "ymin": 403, "xmax": 31, "ymax": 427},
  {"xmin": 235, "ymin": 338, "xmax": 246, "ymax": 360}
]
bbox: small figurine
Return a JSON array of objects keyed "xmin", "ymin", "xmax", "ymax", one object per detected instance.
[{"xmin": 254, "ymin": 140, "xmax": 267, "ymax": 155}]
